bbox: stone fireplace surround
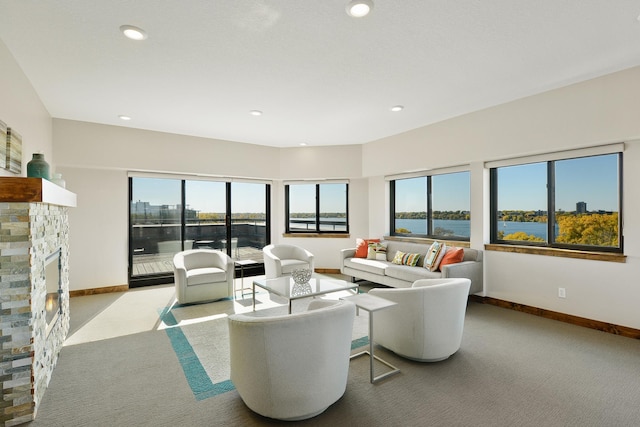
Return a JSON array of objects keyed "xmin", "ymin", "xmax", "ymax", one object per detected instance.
[{"xmin": 0, "ymin": 178, "xmax": 76, "ymax": 426}]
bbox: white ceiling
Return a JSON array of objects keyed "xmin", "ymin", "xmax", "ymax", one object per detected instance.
[{"xmin": 1, "ymin": 1, "xmax": 639, "ymax": 147}]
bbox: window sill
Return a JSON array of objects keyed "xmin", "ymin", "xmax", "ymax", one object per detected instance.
[
  {"xmin": 484, "ymin": 244, "xmax": 626, "ymax": 263},
  {"xmin": 384, "ymin": 236, "xmax": 470, "ymax": 248},
  {"xmin": 283, "ymin": 233, "xmax": 350, "ymax": 239}
]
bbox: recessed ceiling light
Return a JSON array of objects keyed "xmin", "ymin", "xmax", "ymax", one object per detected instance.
[
  {"xmin": 250, "ymin": 110, "xmax": 263, "ymax": 116},
  {"xmin": 299, "ymin": 142, "xmax": 308, "ymax": 146},
  {"xmin": 118, "ymin": 115, "xmax": 132, "ymax": 121},
  {"xmin": 346, "ymin": 0, "xmax": 373, "ymax": 18},
  {"xmin": 390, "ymin": 105, "xmax": 404, "ymax": 112},
  {"xmin": 120, "ymin": 25, "xmax": 147, "ymax": 41}
]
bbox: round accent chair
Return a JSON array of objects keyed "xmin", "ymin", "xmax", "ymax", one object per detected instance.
[
  {"xmin": 172, "ymin": 249, "xmax": 234, "ymax": 304},
  {"xmin": 369, "ymin": 278, "xmax": 471, "ymax": 362},
  {"xmin": 262, "ymin": 244, "xmax": 314, "ymax": 279},
  {"xmin": 228, "ymin": 300, "xmax": 355, "ymax": 421}
]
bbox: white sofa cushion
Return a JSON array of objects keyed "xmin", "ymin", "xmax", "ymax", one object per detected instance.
[
  {"xmin": 385, "ymin": 264, "xmax": 441, "ymax": 282},
  {"xmin": 343, "ymin": 257, "xmax": 389, "ymax": 275}
]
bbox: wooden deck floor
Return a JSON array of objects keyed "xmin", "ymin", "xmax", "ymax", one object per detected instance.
[{"xmin": 132, "ymin": 246, "xmax": 264, "ymax": 276}]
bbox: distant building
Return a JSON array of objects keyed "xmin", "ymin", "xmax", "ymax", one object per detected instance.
[{"xmin": 576, "ymin": 201, "xmax": 587, "ymax": 213}]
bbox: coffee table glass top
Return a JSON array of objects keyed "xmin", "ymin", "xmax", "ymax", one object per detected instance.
[{"xmin": 253, "ymin": 276, "xmax": 358, "ymax": 300}]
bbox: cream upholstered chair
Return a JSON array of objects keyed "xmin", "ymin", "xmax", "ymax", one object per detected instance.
[
  {"xmin": 262, "ymin": 244, "xmax": 314, "ymax": 279},
  {"xmin": 228, "ymin": 300, "xmax": 356, "ymax": 421},
  {"xmin": 369, "ymin": 278, "xmax": 471, "ymax": 362},
  {"xmin": 172, "ymin": 249, "xmax": 234, "ymax": 304}
]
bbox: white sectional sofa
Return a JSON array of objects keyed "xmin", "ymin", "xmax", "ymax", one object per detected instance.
[{"xmin": 340, "ymin": 239, "xmax": 483, "ymax": 294}]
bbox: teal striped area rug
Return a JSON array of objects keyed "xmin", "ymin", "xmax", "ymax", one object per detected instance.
[
  {"xmin": 159, "ymin": 305, "xmax": 236, "ymax": 401},
  {"xmin": 158, "ymin": 294, "xmax": 369, "ymax": 401}
]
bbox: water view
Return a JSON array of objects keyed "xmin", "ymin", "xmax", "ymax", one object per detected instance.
[{"xmin": 396, "ymin": 219, "xmax": 549, "ymax": 239}]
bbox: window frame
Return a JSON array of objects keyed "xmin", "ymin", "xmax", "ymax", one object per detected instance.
[
  {"xmin": 389, "ymin": 171, "xmax": 471, "ymax": 242},
  {"xmin": 128, "ymin": 175, "xmax": 271, "ymax": 287},
  {"xmin": 489, "ymin": 152, "xmax": 623, "ymax": 253},
  {"xmin": 284, "ymin": 182, "xmax": 350, "ymax": 234}
]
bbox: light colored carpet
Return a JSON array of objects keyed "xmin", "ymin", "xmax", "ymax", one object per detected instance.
[
  {"xmin": 158, "ymin": 288, "xmax": 369, "ymax": 400},
  {"xmin": 27, "ymin": 280, "xmax": 640, "ymax": 427}
]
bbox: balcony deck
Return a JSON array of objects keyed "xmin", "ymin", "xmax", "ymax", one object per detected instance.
[{"xmin": 132, "ymin": 246, "xmax": 264, "ymax": 276}]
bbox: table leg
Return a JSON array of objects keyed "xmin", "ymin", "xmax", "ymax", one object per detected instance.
[
  {"xmin": 369, "ymin": 310, "xmax": 375, "ymax": 382},
  {"xmin": 252, "ymin": 281, "xmax": 256, "ymax": 311},
  {"xmin": 350, "ymin": 309, "xmax": 401, "ymax": 383}
]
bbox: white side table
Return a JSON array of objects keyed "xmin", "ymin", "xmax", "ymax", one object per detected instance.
[
  {"xmin": 234, "ymin": 260, "xmax": 257, "ymax": 299},
  {"xmin": 341, "ymin": 293, "xmax": 401, "ymax": 383}
]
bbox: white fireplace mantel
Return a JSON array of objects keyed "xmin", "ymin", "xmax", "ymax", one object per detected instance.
[{"xmin": 0, "ymin": 177, "xmax": 76, "ymax": 207}]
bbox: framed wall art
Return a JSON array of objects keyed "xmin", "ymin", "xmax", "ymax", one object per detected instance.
[
  {"xmin": 6, "ymin": 126, "xmax": 22, "ymax": 174},
  {"xmin": 0, "ymin": 120, "xmax": 6, "ymax": 170}
]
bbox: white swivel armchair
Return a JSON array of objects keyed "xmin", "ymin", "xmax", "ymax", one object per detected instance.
[
  {"xmin": 228, "ymin": 300, "xmax": 356, "ymax": 421},
  {"xmin": 172, "ymin": 249, "xmax": 234, "ymax": 304},
  {"xmin": 262, "ymin": 244, "xmax": 314, "ymax": 279},
  {"xmin": 369, "ymin": 278, "xmax": 471, "ymax": 362}
]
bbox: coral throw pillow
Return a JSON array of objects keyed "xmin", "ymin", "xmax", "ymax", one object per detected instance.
[
  {"xmin": 439, "ymin": 247, "xmax": 465, "ymax": 270},
  {"xmin": 355, "ymin": 238, "xmax": 380, "ymax": 258}
]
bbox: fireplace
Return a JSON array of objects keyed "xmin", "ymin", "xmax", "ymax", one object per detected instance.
[
  {"xmin": 0, "ymin": 177, "xmax": 76, "ymax": 426},
  {"xmin": 45, "ymin": 249, "xmax": 62, "ymax": 336}
]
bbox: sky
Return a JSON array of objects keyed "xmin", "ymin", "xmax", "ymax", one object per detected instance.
[
  {"xmin": 498, "ymin": 154, "xmax": 619, "ymax": 211},
  {"xmin": 133, "ymin": 179, "xmax": 347, "ymax": 214},
  {"xmin": 395, "ymin": 154, "xmax": 619, "ymax": 212},
  {"xmin": 395, "ymin": 172, "xmax": 470, "ymax": 212},
  {"xmin": 131, "ymin": 153, "xmax": 619, "ymax": 214},
  {"xmin": 288, "ymin": 183, "xmax": 347, "ymax": 214},
  {"xmin": 132, "ymin": 178, "xmax": 266, "ymax": 213}
]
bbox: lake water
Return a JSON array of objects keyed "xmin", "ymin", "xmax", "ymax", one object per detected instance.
[
  {"xmin": 291, "ymin": 217, "xmax": 550, "ymax": 239},
  {"xmin": 396, "ymin": 219, "xmax": 549, "ymax": 239}
]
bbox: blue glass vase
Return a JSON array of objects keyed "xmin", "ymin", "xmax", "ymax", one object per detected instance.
[{"xmin": 27, "ymin": 153, "xmax": 50, "ymax": 180}]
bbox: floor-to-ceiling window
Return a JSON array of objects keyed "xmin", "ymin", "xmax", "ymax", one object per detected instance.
[
  {"xmin": 184, "ymin": 180, "xmax": 226, "ymax": 251},
  {"xmin": 231, "ymin": 181, "xmax": 269, "ymax": 258},
  {"xmin": 129, "ymin": 176, "xmax": 270, "ymax": 287}
]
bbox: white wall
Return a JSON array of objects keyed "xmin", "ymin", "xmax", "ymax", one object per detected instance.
[
  {"xmin": 0, "ymin": 39, "xmax": 52, "ymax": 177},
  {"xmin": 274, "ymin": 145, "xmax": 367, "ymax": 269},
  {"xmin": 60, "ymin": 167, "xmax": 129, "ymax": 290},
  {"xmin": 52, "ymin": 119, "xmax": 282, "ymax": 290},
  {"xmin": 363, "ymin": 66, "xmax": 640, "ymax": 329},
  {"xmin": 362, "ymin": 66, "xmax": 640, "ymax": 176},
  {"xmin": 53, "ymin": 120, "xmax": 365, "ymax": 290},
  {"xmin": 53, "ymin": 119, "xmax": 280, "ymax": 179},
  {"xmin": 278, "ymin": 145, "xmax": 362, "ymax": 180}
]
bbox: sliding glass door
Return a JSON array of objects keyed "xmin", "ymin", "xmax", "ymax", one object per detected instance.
[
  {"xmin": 130, "ymin": 177, "xmax": 183, "ymax": 282},
  {"xmin": 129, "ymin": 177, "xmax": 270, "ymax": 287},
  {"xmin": 231, "ymin": 182, "xmax": 268, "ymax": 260},
  {"xmin": 184, "ymin": 180, "xmax": 226, "ymax": 251}
]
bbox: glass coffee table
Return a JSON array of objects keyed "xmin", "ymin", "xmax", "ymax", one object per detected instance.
[{"xmin": 252, "ymin": 276, "xmax": 359, "ymax": 314}]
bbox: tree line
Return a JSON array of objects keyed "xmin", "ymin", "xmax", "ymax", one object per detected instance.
[
  {"xmin": 499, "ymin": 212, "xmax": 618, "ymax": 247},
  {"xmin": 395, "ymin": 211, "xmax": 470, "ymax": 220}
]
